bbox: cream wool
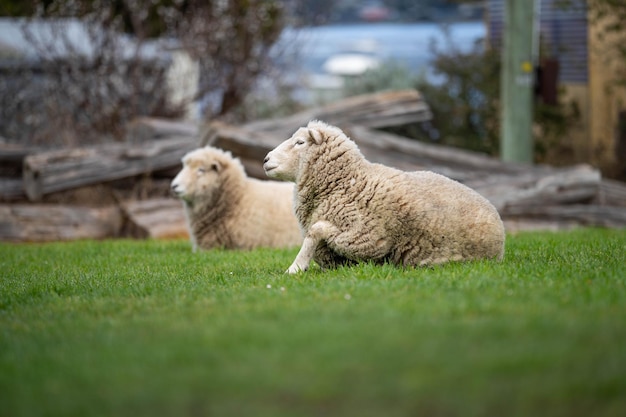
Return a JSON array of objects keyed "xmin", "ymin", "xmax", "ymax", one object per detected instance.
[
  {"xmin": 171, "ymin": 146, "xmax": 301, "ymax": 251},
  {"xmin": 263, "ymin": 120, "xmax": 505, "ymax": 273}
]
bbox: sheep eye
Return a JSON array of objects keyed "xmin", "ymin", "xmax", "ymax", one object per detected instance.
[
  {"xmin": 197, "ymin": 168, "xmax": 206, "ymax": 174},
  {"xmin": 295, "ymin": 139, "xmax": 305, "ymax": 146}
]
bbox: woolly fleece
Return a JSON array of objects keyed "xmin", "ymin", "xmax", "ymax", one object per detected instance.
[
  {"xmin": 172, "ymin": 146, "xmax": 301, "ymax": 251},
  {"xmin": 263, "ymin": 120, "xmax": 505, "ymax": 273}
]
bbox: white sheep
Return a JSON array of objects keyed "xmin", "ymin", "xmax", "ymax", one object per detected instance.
[
  {"xmin": 263, "ymin": 120, "xmax": 505, "ymax": 273},
  {"xmin": 171, "ymin": 146, "xmax": 302, "ymax": 251}
]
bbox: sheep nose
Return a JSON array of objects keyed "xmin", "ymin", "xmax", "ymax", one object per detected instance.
[{"xmin": 263, "ymin": 156, "xmax": 269, "ymax": 164}]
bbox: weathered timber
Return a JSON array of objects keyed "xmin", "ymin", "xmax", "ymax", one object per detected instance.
[
  {"xmin": 0, "ymin": 204, "xmax": 122, "ymax": 242},
  {"xmin": 241, "ymin": 89, "xmax": 432, "ymax": 139},
  {"xmin": 202, "ymin": 121, "xmax": 277, "ymax": 159},
  {"xmin": 502, "ymin": 205, "xmax": 626, "ymax": 228},
  {"xmin": 594, "ymin": 178, "xmax": 626, "ymax": 207},
  {"xmin": 503, "ymin": 218, "xmax": 581, "ymax": 233},
  {"xmin": 0, "ymin": 178, "xmax": 25, "ymax": 201},
  {"xmin": 133, "ymin": 90, "xmax": 430, "ymax": 148},
  {"xmin": 0, "ymin": 144, "xmax": 41, "ymax": 174},
  {"xmin": 120, "ymin": 198, "xmax": 188, "ymax": 239},
  {"xmin": 125, "ymin": 117, "xmax": 198, "ymax": 142},
  {"xmin": 201, "ymin": 121, "xmax": 278, "ymax": 177},
  {"xmin": 346, "ymin": 125, "xmax": 531, "ymax": 180},
  {"xmin": 22, "ymin": 136, "xmax": 197, "ymax": 202},
  {"xmin": 0, "ymin": 144, "xmax": 39, "ymax": 200},
  {"xmin": 474, "ymin": 165, "xmax": 601, "ymax": 211}
]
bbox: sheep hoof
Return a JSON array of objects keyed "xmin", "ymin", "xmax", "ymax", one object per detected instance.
[{"xmin": 286, "ymin": 263, "xmax": 307, "ymax": 274}]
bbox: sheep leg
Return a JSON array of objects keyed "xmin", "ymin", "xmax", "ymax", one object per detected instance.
[
  {"xmin": 286, "ymin": 236, "xmax": 317, "ymax": 273},
  {"xmin": 286, "ymin": 221, "xmax": 340, "ymax": 274}
]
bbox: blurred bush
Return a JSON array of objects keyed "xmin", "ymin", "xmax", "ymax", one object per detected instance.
[
  {"xmin": 0, "ymin": 0, "xmax": 286, "ymax": 146},
  {"xmin": 343, "ymin": 35, "xmax": 580, "ymax": 162}
]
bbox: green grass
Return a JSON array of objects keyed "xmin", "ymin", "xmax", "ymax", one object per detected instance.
[{"xmin": 1, "ymin": 228, "xmax": 625, "ymax": 417}]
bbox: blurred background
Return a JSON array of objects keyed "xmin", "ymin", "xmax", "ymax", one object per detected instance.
[{"xmin": 0, "ymin": 0, "xmax": 624, "ymax": 179}]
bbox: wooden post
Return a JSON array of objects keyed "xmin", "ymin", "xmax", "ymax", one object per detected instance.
[{"xmin": 501, "ymin": 0, "xmax": 537, "ymax": 163}]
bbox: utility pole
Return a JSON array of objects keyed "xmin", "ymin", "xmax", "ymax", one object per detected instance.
[{"xmin": 500, "ymin": 0, "xmax": 538, "ymax": 163}]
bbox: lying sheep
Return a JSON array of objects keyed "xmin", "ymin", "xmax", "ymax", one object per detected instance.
[
  {"xmin": 171, "ymin": 146, "xmax": 302, "ymax": 251},
  {"xmin": 263, "ymin": 120, "xmax": 505, "ymax": 273}
]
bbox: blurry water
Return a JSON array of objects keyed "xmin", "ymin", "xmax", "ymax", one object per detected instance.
[
  {"xmin": 272, "ymin": 21, "xmax": 486, "ymax": 104},
  {"xmin": 280, "ymin": 22, "xmax": 485, "ymax": 74}
]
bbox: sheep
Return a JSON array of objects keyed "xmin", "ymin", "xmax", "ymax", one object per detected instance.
[
  {"xmin": 263, "ymin": 120, "xmax": 505, "ymax": 273},
  {"xmin": 171, "ymin": 146, "xmax": 302, "ymax": 251}
]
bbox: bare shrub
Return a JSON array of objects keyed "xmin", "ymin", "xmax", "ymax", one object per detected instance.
[
  {"xmin": 1, "ymin": 9, "xmax": 181, "ymax": 145},
  {"xmin": 167, "ymin": 0, "xmax": 287, "ymax": 119},
  {"xmin": 0, "ymin": 0, "xmax": 289, "ymax": 146}
]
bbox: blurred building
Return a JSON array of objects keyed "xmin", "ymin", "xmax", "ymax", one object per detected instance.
[{"xmin": 487, "ymin": 0, "xmax": 626, "ymax": 178}]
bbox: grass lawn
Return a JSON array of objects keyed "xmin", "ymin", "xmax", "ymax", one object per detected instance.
[{"xmin": 1, "ymin": 228, "xmax": 625, "ymax": 417}]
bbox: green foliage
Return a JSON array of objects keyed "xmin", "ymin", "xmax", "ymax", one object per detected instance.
[
  {"xmin": 589, "ymin": 0, "xmax": 626, "ymax": 89},
  {"xmin": 0, "ymin": 0, "xmax": 40, "ymax": 16},
  {"xmin": 1, "ymin": 229, "xmax": 626, "ymax": 417},
  {"xmin": 416, "ymin": 39, "xmax": 501, "ymax": 154},
  {"xmin": 336, "ymin": 36, "xmax": 581, "ymax": 158}
]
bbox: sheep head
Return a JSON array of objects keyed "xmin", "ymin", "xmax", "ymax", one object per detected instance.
[
  {"xmin": 264, "ymin": 120, "xmax": 349, "ymax": 182},
  {"xmin": 171, "ymin": 147, "xmax": 229, "ymax": 206}
]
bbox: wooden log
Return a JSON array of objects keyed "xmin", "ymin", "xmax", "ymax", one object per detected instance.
[
  {"xmin": 594, "ymin": 178, "xmax": 626, "ymax": 207},
  {"xmin": 202, "ymin": 121, "xmax": 277, "ymax": 158},
  {"xmin": 120, "ymin": 198, "xmax": 188, "ymax": 239},
  {"xmin": 502, "ymin": 205, "xmax": 626, "ymax": 228},
  {"xmin": 125, "ymin": 117, "xmax": 198, "ymax": 142},
  {"xmin": 476, "ymin": 165, "xmax": 601, "ymax": 211},
  {"xmin": 0, "ymin": 144, "xmax": 41, "ymax": 175},
  {"xmin": 346, "ymin": 125, "xmax": 531, "ymax": 179},
  {"xmin": 131, "ymin": 90, "xmax": 432, "ymax": 179},
  {"xmin": 503, "ymin": 218, "xmax": 581, "ymax": 233},
  {"xmin": 129, "ymin": 90, "xmax": 429, "ymax": 147},
  {"xmin": 0, "ymin": 144, "xmax": 40, "ymax": 200},
  {"xmin": 242, "ymin": 89, "xmax": 432, "ymax": 139},
  {"xmin": 0, "ymin": 204, "xmax": 122, "ymax": 242},
  {"xmin": 201, "ymin": 121, "xmax": 279, "ymax": 178},
  {"xmin": 0, "ymin": 178, "xmax": 25, "ymax": 201},
  {"xmin": 22, "ymin": 136, "xmax": 197, "ymax": 202}
]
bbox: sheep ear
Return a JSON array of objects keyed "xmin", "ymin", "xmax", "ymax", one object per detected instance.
[
  {"xmin": 308, "ymin": 128, "xmax": 325, "ymax": 145},
  {"xmin": 210, "ymin": 161, "xmax": 221, "ymax": 172}
]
